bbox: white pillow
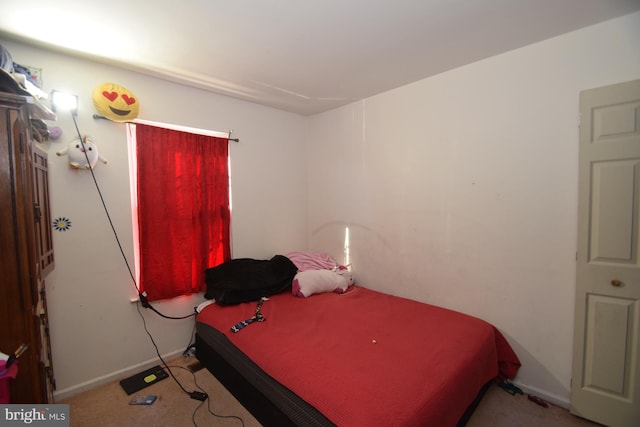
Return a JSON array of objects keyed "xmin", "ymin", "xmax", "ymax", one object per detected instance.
[{"xmin": 292, "ymin": 268, "xmax": 354, "ymax": 298}]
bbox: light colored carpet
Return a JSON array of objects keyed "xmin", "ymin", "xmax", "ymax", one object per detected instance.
[{"xmin": 60, "ymin": 356, "xmax": 601, "ymax": 427}]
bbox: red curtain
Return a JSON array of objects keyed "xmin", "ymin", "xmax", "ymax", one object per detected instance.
[{"xmin": 135, "ymin": 124, "xmax": 231, "ymax": 301}]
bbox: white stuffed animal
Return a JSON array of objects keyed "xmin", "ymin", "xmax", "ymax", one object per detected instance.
[
  {"xmin": 292, "ymin": 266, "xmax": 354, "ymax": 298},
  {"xmin": 56, "ymin": 135, "xmax": 107, "ymax": 169}
]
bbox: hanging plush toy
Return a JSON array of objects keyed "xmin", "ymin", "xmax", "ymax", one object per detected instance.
[
  {"xmin": 92, "ymin": 82, "xmax": 139, "ymax": 122},
  {"xmin": 56, "ymin": 135, "xmax": 107, "ymax": 169}
]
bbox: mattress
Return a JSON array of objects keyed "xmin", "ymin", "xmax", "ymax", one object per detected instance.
[{"xmin": 196, "ymin": 286, "xmax": 520, "ymax": 426}]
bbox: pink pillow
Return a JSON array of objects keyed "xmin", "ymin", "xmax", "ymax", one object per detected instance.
[{"xmin": 285, "ymin": 252, "xmax": 337, "ymax": 271}]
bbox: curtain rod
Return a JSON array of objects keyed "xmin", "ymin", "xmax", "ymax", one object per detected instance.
[{"xmin": 93, "ymin": 114, "xmax": 240, "ymax": 142}]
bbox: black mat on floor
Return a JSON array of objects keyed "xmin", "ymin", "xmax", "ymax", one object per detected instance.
[{"xmin": 119, "ymin": 365, "xmax": 169, "ymax": 395}]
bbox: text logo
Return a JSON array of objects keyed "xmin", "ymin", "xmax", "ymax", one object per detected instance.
[{"xmin": 1, "ymin": 405, "xmax": 69, "ymax": 426}]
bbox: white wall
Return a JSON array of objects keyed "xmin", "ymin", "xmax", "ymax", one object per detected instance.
[
  {"xmin": 3, "ymin": 10, "xmax": 639, "ymax": 407},
  {"xmin": 306, "ymin": 11, "xmax": 640, "ymax": 407},
  {"xmin": 0, "ymin": 39, "xmax": 309, "ymax": 400}
]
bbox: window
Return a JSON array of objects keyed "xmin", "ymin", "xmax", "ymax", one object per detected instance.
[{"xmin": 128, "ymin": 122, "xmax": 231, "ymax": 301}]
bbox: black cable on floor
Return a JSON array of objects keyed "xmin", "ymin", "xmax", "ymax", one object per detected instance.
[{"xmin": 167, "ymin": 364, "xmax": 245, "ymax": 427}]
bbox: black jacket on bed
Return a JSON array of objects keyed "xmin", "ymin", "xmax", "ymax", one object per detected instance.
[{"xmin": 204, "ymin": 255, "xmax": 298, "ymax": 305}]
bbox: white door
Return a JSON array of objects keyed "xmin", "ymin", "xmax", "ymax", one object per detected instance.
[{"xmin": 571, "ymin": 79, "xmax": 640, "ymax": 427}]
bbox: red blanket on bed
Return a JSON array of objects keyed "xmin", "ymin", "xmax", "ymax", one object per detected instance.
[{"xmin": 198, "ymin": 286, "xmax": 520, "ymax": 426}]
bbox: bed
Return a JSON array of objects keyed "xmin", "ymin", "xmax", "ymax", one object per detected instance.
[{"xmin": 195, "ymin": 273, "xmax": 520, "ymax": 426}]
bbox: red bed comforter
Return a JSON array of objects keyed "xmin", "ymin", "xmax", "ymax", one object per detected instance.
[{"xmin": 197, "ymin": 286, "xmax": 520, "ymax": 426}]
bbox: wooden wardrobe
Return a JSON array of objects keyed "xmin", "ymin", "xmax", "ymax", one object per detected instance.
[{"xmin": 0, "ymin": 91, "xmax": 56, "ymax": 403}]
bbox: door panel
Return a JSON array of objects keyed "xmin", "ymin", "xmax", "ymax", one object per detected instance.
[
  {"xmin": 572, "ymin": 79, "xmax": 640, "ymax": 427},
  {"xmin": 583, "ymin": 294, "xmax": 635, "ymax": 396},
  {"xmin": 590, "ymin": 160, "xmax": 637, "ymax": 262}
]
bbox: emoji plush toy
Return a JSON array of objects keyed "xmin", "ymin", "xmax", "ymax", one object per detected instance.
[
  {"xmin": 56, "ymin": 135, "xmax": 107, "ymax": 169},
  {"xmin": 92, "ymin": 82, "xmax": 139, "ymax": 122}
]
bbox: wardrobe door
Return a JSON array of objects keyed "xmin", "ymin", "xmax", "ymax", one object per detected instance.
[
  {"xmin": 0, "ymin": 94, "xmax": 50, "ymax": 403},
  {"xmin": 32, "ymin": 144, "xmax": 54, "ymax": 275}
]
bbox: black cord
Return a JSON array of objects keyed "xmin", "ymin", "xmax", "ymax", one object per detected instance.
[
  {"xmin": 166, "ymin": 365, "xmax": 245, "ymax": 427},
  {"xmin": 138, "ymin": 292, "xmax": 194, "ymax": 320},
  {"xmin": 69, "ymin": 112, "xmax": 201, "ymax": 402},
  {"xmin": 183, "ymin": 322, "xmax": 198, "ymax": 358},
  {"xmin": 135, "ymin": 303, "xmax": 191, "ymax": 396},
  {"xmin": 70, "ymin": 113, "xmax": 194, "ymax": 320}
]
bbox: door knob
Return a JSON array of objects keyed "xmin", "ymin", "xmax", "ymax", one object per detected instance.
[{"xmin": 610, "ymin": 279, "xmax": 622, "ymax": 287}]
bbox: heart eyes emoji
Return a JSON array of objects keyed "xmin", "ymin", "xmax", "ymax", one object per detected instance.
[
  {"xmin": 102, "ymin": 91, "xmax": 136, "ymax": 105},
  {"xmin": 93, "ymin": 82, "xmax": 140, "ymax": 122}
]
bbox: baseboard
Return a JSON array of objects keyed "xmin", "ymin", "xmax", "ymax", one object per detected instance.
[
  {"xmin": 53, "ymin": 352, "xmax": 572, "ymax": 411},
  {"xmin": 510, "ymin": 380, "xmax": 571, "ymax": 409},
  {"xmin": 52, "ymin": 349, "xmax": 184, "ymax": 402}
]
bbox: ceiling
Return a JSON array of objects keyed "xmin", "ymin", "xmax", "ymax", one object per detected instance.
[{"xmin": 1, "ymin": 1, "xmax": 639, "ymax": 116}]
